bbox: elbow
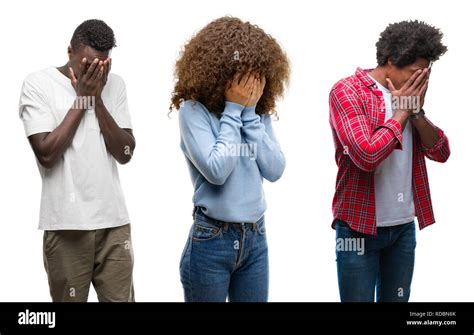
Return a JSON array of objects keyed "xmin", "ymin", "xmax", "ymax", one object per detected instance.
[
  {"xmin": 439, "ymin": 144, "xmax": 451, "ymax": 163},
  {"xmin": 202, "ymin": 159, "xmax": 235, "ymax": 185},
  {"xmin": 355, "ymin": 160, "xmax": 377, "ymax": 172},
  {"xmin": 443, "ymin": 151, "xmax": 451, "ymax": 163},
  {"xmin": 118, "ymin": 142, "xmax": 135, "ymax": 164},
  {"xmin": 351, "ymin": 144, "xmax": 381, "ymax": 172},
  {"xmin": 265, "ymin": 173, "xmax": 283, "ymax": 183},
  {"xmin": 262, "ymin": 154, "xmax": 286, "ymax": 182},
  {"xmin": 205, "ymin": 172, "xmax": 228, "ymax": 186},
  {"xmin": 37, "ymin": 154, "xmax": 56, "ymax": 169},
  {"xmin": 437, "ymin": 150, "xmax": 450, "ymax": 163},
  {"xmin": 33, "ymin": 147, "xmax": 57, "ymax": 168},
  {"xmin": 263, "ymin": 165, "xmax": 286, "ymax": 182},
  {"xmin": 208, "ymin": 178, "xmax": 226, "ymax": 186},
  {"xmin": 117, "ymin": 155, "xmax": 132, "ymax": 165},
  {"xmin": 350, "ymin": 154, "xmax": 378, "ymax": 172},
  {"xmin": 204, "ymin": 167, "xmax": 232, "ymax": 185},
  {"xmin": 424, "ymin": 140, "xmax": 450, "ymax": 163},
  {"xmin": 32, "ymin": 145, "xmax": 57, "ymax": 169},
  {"xmin": 430, "ymin": 151, "xmax": 450, "ymax": 163}
]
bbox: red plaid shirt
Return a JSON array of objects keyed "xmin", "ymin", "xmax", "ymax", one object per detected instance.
[{"xmin": 329, "ymin": 68, "xmax": 450, "ymax": 235}]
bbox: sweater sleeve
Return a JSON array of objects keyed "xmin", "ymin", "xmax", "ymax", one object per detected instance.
[
  {"xmin": 179, "ymin": 101, "xmax": 245, "ymax": 185},
  {"xmin": 241, "ymin": 106, "xmax": 286, "ymax": 182}
]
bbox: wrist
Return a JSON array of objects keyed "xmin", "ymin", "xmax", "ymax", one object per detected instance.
[
  {"xmin": 393, "ymin": 109, "xmax": 411, "ymax": 119},
  {"xmin": 243, "ymin": 104, "xmax": 257, "ymax": 113},
  {"xmin": 224, "ymin": 101, "xmax": 245, "ymax": 116},
  {"xmin": 410, "ymin": 108, "xmax": 425, "ymax": 121},
  {"xmin": 241, "ymin": 104, "xmax": 257, "ymax": 121},
  {"xmin": 225, "ymin": 100, "xmax": 245, "ymax": 108},
  {"xmin": 72, "ymin": 96, "xmax": 94, "ymax": 111}
]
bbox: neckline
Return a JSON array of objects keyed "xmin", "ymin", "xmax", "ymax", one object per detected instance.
[
  {"xmin": 367, "ymin": 74, "xmax": 390, "ymax": 94},
  {"xmin": 52, "ymin": 66, "xmax": 73, "ymax": 85}
]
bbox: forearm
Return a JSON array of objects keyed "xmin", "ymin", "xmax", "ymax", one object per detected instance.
[
  {"xmin": 180, "ymin": 101, "xmax": 243, "ymax": 185},
  {"xmin": 241, "ymin": 109, "xmax": 285, "ymax": 181},
  {"xmin": 392, "ymin": 110, "xmax": 411, "ymax": 132},
  {"xmin": 336, "ymin": 119, "xmax": 404, "ymax": 172},
  {"xmin": 412, "ymin": 116, "xmax": 439, "ymax": 149},
  {"xmin": 330, "ymin": 89, "xmax": 405, "ymax": 171},
  {"xmin": 29, "ymin": 100, "xmax": 86, "ymax": 168},
  {"xmin": 95, "ymin": 98, "xmax": 135, "ymax": 164}
]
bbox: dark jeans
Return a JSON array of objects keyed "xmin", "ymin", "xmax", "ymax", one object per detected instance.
[
  {"xmin": 180, "ymin": 207, "xmax": 268, "ymax": 302},
  {"xmin": 335, "ymin": 219, "xmax": 416, "ymax": 302}
]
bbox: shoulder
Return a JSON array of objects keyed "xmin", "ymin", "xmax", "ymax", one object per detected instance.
[
  {"xmin": 330, "ymin": 73, "xmax": 361, "ymax": 98},
  {"xmin": 22, "ymin": 67, "xmax": 54, "ymax": 88},
  {"xmin": 106, "ymin": 73, "xmax": 126, "ymax": 91},
  {"xmin": 179, "ymin": 100, "xmax": 212, "ymax": 120}
]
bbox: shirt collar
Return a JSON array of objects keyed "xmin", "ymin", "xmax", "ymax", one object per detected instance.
[{"xmin": 355, "ymin": 67, "xmax": 377, "ymax": 90}]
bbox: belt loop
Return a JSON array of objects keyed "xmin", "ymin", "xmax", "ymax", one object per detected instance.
[{"xmin": 252, "ymin": 222, "xmax": 257, "ymax": 232}]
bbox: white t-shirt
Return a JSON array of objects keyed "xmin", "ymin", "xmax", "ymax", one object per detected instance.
[
  {"xmin": 19, "ymin": 67, "xmax": 132, "ymax": 231},
  {"xmin": 371, "ymin": 77, "xmax": 415, "ymax": 227}
]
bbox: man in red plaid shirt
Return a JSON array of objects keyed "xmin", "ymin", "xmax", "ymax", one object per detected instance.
[{"xmin": 329, "ymin": 20, "xmax": 450, "ymax": 302}]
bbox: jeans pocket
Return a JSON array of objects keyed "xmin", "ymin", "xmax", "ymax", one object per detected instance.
[{"xmin": 192, "ymin": 219, "xmax": 222, "ymax": 242}]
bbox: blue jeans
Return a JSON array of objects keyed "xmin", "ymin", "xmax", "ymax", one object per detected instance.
[
  {"xmin": 180, "ymin": 207, "xmax": 269, "ymax": 302},
  {"xmin": 335, "ymin": 219, "xmax": 416, "ymax": 302}
]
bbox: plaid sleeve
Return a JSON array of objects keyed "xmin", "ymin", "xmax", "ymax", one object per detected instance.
[
  {"xmin": 329, "ymin": 83, "xmax": 403, "ymax": 172},
  {"xmin": 420, "ymin": 117, "xmax": 450, "ymax": 163}
]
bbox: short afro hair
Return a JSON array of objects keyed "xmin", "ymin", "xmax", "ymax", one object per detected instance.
[
  {"xmin": 376, "ymin": 20, "xmax": 447, "ymax": 68},
  {"xmin": 70, "ymin": 19, "xmax": 116, "ymax": 52}
]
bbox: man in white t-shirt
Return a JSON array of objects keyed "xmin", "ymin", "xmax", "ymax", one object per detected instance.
[{"xmin": 19, "ymin": 19, "xmax": 136, "ymax": 302}]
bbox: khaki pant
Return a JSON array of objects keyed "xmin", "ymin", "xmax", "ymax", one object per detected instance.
[{"xmin": 43, "ymin": 224, "xmax": 134, "ymax": 302}]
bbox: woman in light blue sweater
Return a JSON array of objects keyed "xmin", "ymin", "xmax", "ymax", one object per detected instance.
[{"xmin": 171, "ymin": 16, "xmax": 290, "ymax": 302}]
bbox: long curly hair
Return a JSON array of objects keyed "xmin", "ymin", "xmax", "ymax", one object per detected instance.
[{"xmin": 170, "ymin": 16, "xmax": 290, "ymax": 116}]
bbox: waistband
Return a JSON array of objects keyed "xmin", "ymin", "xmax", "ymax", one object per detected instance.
[{"xmin": 192, "ymin": 206, "xmax": 264, "ymax": 228}]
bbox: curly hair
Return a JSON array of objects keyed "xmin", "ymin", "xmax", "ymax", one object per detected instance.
[
  {"xmin": 71, "ymin": 19, "xmax": 116, "ymax": 52},
  {"xmin": 376, "ymin": 20, "xmax": 447, "ymax": 68},
  {"xmin": 171, "ymin": 16, "xmax": 290, "ymax": 116}
]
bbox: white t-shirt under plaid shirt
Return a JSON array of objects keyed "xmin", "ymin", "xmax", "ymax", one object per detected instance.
[{"xmin": 19, "ymin": 67, "xmax": 132, "ymax": 231}]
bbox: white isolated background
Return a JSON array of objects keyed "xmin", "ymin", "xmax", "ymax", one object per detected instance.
[{"xmin": 0, "ymin": 0, "xmax": 472, "ymax": 302}]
